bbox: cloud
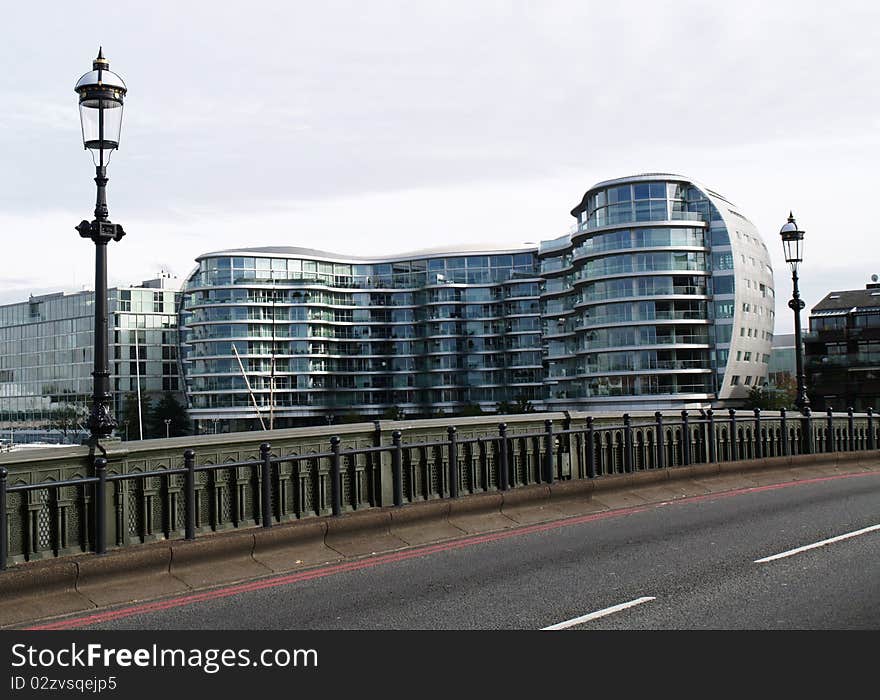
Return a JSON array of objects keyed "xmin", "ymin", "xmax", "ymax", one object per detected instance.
[{"xmin": 0, "ymin": 1, "xmax": 878, "ymax": 335}]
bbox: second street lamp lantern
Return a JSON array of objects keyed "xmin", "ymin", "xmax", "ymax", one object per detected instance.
[
  {"xmin": 75, "ymin": 48, "xmax": 128, "ymax": 441},
  {"xmin": 780, "ymin": 211, "xmax": 804, "ymax": 270}
]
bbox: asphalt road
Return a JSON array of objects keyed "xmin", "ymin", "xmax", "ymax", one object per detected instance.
[{"xmin": 55, "ymin": 472, "xmax": 880, "ymax": 630}]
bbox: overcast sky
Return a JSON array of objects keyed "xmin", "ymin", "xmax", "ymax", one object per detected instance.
[{"xmin": 1, "ymin": 1, "xmax": 879, "ymax": 333}]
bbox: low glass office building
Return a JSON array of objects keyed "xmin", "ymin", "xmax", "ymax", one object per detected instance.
[
  {"xmin": 0, "ymin": 275, "xmax": 182, "ymax": 439},
  {"xmin": 539, "ymin": 174, "xmax": 775, "ymax": 411},
  {"xmin": 179, "ymin": 246, "xmax": 543, "ymax": 430}
]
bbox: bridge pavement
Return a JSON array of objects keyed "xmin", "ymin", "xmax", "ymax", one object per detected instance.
[{"xmin": 1, "ymin": 451, "xmax": 878, "ymax": 628}]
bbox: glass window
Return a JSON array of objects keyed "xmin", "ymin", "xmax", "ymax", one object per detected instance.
[
  {"xmin": 634, "ymin": 183, "xmax": 650, "ymax": 200},
  {"xmin": 713, "ymin": 276, "xmax": 734, "ymax": 295},
  {"xmin": 853, "ymin": 312, "xmax": 880, "ymax": 328},
  {"xmin": 712, "ymin": 252, "xmax": 734, "ymax": 270},
  {"xmin": 650, "ymin": 201, "xmax": 667, "ymax": 220},
  {"xmin": 649, "ymin": 182, "xmax": 665, "ymax": 198},
  {"xmin": 710, "ymin": 228, "xmax": 730, "ymax": 246},
  {"xmin": 714, "ymin": 302, "xmax": 734, "ymax": 319},
  {"xmin": 609, "ymin": 185, "xmax": 631, "ymax": 203}
]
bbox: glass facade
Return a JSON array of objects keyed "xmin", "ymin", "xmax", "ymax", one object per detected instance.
[
  {"xmin": 0, "ymin": 276, "xmax": 182, "ymax": 437},
  {"xmin": 179, "ymin": 248, "xmax": 543, "ymax": 429},
  {"xmin": 541, "ymin": 174, "xmax": 774, "ymax": 410}
]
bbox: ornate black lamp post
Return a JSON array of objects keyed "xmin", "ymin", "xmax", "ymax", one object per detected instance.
[
  {"xmin": 779, "ymin": 212, "xmax": 810, "ymax": 412},
  {"xmin": 75, "ymin": 49, "xmax": 127, "ymax": 441}
]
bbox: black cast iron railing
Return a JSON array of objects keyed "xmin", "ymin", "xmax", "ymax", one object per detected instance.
[{"xmin": 1, "ymin": 407, "xmax": 878, "ymax": 570}]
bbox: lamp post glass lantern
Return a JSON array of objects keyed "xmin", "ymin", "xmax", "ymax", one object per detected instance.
[
  {"xmin": 75, "ymin": 48, "xmax": 127, "ymax": 440},
  {"xmin": 780, "ymin": 212, "xmax": 810, "ymax": 412}
]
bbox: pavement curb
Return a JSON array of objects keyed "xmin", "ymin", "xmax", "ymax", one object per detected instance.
[
  {"xmin": 170, "ymin": 531, "xmax": 269, "ymax": 588},
  {"xmin": 0, "ymin": 560, "xmax": 88, "ymax": 627},
  {"xmin": 500, "ymin": 485, "xmax": 555, "ymax": 525},
  {"xmin": 77, "ymin": 545, "xmax": 185, "ymax": 607},
  {"xmin": 325, "ymin": 510, "xmax": 407, "ymax": 557},
  {"xmin": 252, "ymin": 520, "xmax": 338, "ymax": 572},
  {"xmin": 389, "ymin": 501, "xmax": 462, "ymax": 545},
  {"xmin": 448, "ymin": 491, "xmax": 516, "ymax": 533}
]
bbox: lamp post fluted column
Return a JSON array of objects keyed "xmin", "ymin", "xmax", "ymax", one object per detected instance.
[
  {"xmin": 788, "ymin": 266, "xmax": 809, "ymax": 412},
  {"xmin": 77, "ymin": 167, "xmax": 122, "ymax": 439}
]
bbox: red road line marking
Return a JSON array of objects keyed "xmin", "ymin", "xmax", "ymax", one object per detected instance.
[{"xmin": 26, "ymin": 470, "xmax": 877, "ymax": 630}]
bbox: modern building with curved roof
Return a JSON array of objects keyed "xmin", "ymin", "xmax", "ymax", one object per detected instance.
[
  {"xmin": 540, "ymin": 173, "xmax": 774, "ymax": 411},
  {"xmin": 178, "ymin": 174, "xmax": 775, "ymax": 429},
  {"xmin": 179, "ymin": 244, "xmax": 543, "ymax": 430}
]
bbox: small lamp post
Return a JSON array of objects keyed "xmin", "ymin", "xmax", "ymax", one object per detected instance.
[
  {"xmin": 164, "ymin": 418, "xmax": 172, "ymax": 439},
  {"xmin": 780, "ymin": 212, "xmax": 810, "ymax": 412},
  {"xmin": 75, "ymin": 48, "xmax": 127, "ymax": 441}
]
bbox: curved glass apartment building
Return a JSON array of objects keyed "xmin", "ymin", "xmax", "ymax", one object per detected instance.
[
  {"xmin": 179, "ymin": 246, "xmax": 542, "ymax": 430},
  {"xmin": 178, "ymin": 174, "xmax": 774, "ymax": 428},
  {"xmin": 540, "ymin": 174, "xmax": 774, "ymax": 411}
]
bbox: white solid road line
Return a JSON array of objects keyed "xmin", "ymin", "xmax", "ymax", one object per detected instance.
[
  {"xmin": 755, "ymin": 524, "xmax": 880, "ymax": 563},
  {"xmin": 541, "ymin": 597, "xmax": 656, "ymax": 630}
]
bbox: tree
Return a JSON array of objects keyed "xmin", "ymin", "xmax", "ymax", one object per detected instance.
[
  {"xmin": 746, "ymin": 374, "xmax": 797, "ymax": 411},
  {"xmin": 381, "ymin": 406, "xmax": 406, "ymax": 421},
  {"xmin": 51, "ymin": 404, "xmax": 87, "ymax": 442},
  {"xmin": 513, "ymin": 395, "xmax": 536, "ymax": 414},
  {"xmin": 120, "ymin": 392, "xmax": 151, "ymax": 440},
  {"xmin": 746, "ymin": 384, "xmax": 767, "ymax": 410},
  {"xmin": 495, "ymin": 397, "xmax": 535, "ymax": 415},
  {"xmin": 146, "ymin": 392, "xmax": 191, "ymax": 439},
  {"xmin": 495, "ymin": 400, "xmax": 513, "ymax": 415},
  {"xmin": 458, "ymin": 403, "xmax": 485, "ymax": 417},
  {"xmin": 337, "ymin": 412, "xmax": 366, "ymax": 424}
]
